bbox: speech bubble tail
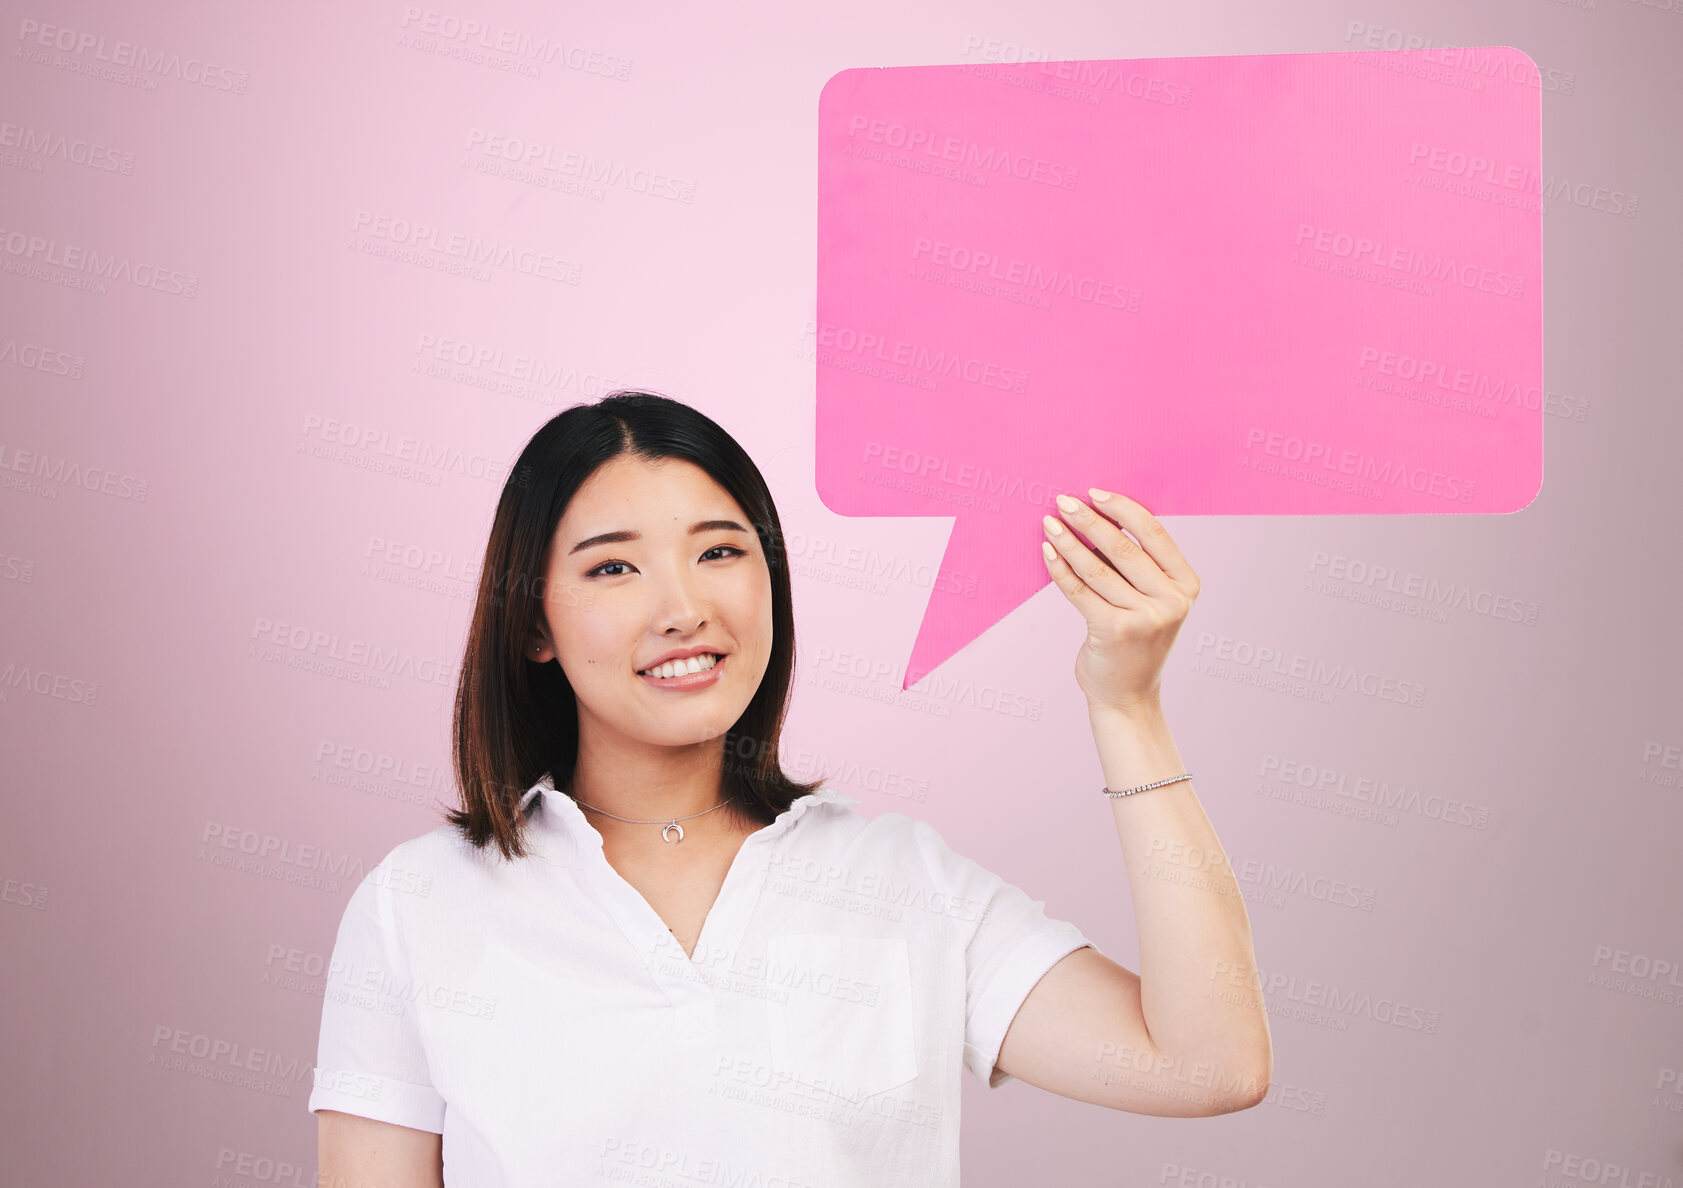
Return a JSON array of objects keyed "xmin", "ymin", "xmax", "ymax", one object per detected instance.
[{"xmin": 901, "ymin": 515, "xmax": 1046, "ymax": 691}]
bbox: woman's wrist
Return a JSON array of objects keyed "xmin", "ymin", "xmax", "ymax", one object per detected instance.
[
  {"xmin": 1086, "ymin": 693, "xmax": 1166, "ymax": 729},
  {"xmin": 1086, "ymin": 697, "xmax": 1186, "ymax": 794}
]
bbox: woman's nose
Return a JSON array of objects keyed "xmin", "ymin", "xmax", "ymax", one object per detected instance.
[{"xmin": 650, "ymin": 571, "xmax": 707, "ymax": 633}]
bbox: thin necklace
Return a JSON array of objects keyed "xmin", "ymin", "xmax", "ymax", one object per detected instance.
[{"xmin": 570, "ymin": 795, "xmax": 727, "ymax": 844}]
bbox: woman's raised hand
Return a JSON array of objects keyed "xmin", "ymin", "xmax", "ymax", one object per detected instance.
[{"xmin": 1039, "ymin": 489, "xmax": 1201, "ymax": 717}]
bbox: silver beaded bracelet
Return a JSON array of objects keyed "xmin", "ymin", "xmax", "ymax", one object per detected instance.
[{"xmin": 1103, "ymin": 773, "xmax": 1193, "ymax": 798}]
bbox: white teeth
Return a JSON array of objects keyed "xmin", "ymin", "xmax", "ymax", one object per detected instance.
[{"xmin": 639, "ymin": 653, "xmax": 719, "ymax": 679}]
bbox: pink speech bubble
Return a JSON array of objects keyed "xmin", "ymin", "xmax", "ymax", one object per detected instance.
[{"xmin": 816, "ymin": 48, "xmax": 1543, "ymax": 689}]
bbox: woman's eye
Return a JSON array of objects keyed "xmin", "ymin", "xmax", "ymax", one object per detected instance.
[{"xmin": 586, "ymin": 546, "xmax": 745, "ymax": 578}]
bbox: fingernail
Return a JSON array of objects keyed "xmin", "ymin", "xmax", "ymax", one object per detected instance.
[
  {"xmin": 1055, "ymin": 493, "xmax": 1081, "ymax": 513},
  {"xmin": 1041, "ymin": 540, "xmax": 1057, "ymax": 563},
  {"xmin": 1089, "ymin": 488, "xmax": 1112, "ymax": 502},
  {"xmin": 1042, "ymin": 514, "xmax": 1064, "ymax": 536}
]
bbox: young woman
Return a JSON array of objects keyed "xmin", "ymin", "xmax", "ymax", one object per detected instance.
[{"xmin": 309, "ymin": 391, "xmax": 1270, "ymax": 1186}]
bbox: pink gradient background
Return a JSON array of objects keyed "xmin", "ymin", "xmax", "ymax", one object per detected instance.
[
  {"xmin": 2, "ymin": 2, "xmax": 1680, "ymax": 1186},
  {"xmin": 817, "ymin": 50, "xmax": 1543, "ymax": 685}
]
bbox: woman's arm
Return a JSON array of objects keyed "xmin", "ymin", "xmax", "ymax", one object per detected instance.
[
  {"xmin": 994, "ymin": 705, "xmax": 1271, "ymax": 1115},
  {"xmin": 318, "ymin": 1110, "xmax": 444, "ymax": 1188},
  {"xmin": 992, "ymin": 489, "xmax": 1271, "ymax": 1115}
]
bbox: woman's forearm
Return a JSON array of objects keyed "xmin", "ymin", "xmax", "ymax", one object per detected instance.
[{"xmin": 1088, "ymin": 698, "xmax": 1273, "ymax": 1085}]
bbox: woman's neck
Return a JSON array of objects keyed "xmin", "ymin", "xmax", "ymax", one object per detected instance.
[{"xmin": 562, "ymin": 750, "xmax": 758, "ymax": 848}]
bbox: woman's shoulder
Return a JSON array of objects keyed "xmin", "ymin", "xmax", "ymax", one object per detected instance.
[
  {"xmin": 362, "ymin": 820, "xmax": 512, "ymax": 891},
  {"xmin": 812, "ymin": 793, "xmax": 945, "ymax": 870},
  {"xmin": 819, "ymin": 789, "xmax": 938, "ymax": 839},
  {"xmin": 831, "ymin": 799, "xmax": 1002, "ymax": 893}
]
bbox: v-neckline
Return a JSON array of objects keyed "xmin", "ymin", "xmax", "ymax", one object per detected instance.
[
  {"xmin": 600, "ymin": 828, "xmax": 757, "ymax": 962},
  {"xmin": 535, "ymin": 785, "xmax": 842, "ymax": 989}
]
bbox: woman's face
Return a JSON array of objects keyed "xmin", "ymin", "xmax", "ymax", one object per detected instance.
[{"xmin": 534, "ymin": 454, "xmax": 774, "ymax": 753}]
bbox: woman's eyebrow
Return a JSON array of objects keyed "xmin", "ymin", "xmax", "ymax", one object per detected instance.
[{"xmin": 567, "ymin": 519, "xmax": 749, "ymax": 555}]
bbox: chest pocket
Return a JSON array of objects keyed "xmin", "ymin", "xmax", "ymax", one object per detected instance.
[{"xmin": 764, "ymin": 934, "xmax": 919, "ymax": 1099}]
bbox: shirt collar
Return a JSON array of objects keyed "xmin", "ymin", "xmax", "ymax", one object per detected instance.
[{"xmin": 523, "ymin": 773, "xmax": 859, "ymax": 854}]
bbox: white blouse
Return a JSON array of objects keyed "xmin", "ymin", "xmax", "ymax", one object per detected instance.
[{"xmin": 308, "ymin": 775, "xmax": 1096, "ymax": 1187}]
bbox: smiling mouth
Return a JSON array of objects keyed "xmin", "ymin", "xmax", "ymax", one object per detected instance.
[{"xmin": 636, "ymin": 653, "xmax": 724, "ymax": 680}]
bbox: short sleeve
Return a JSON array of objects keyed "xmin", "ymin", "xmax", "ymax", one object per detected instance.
[
  {"xmin": 307, "ymin": 853, "xmax": 447, "ymax": 1132},
  {"xmin": 913, "ymin": 820, "xmax": 1096, "ymax": 1090}
]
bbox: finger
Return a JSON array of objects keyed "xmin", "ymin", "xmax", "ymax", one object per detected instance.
[
  {"xmin": 1085, "ymin": 489, "xmax": 1200, "ymax": 595},
  {"xmin": 1040, "ymin": 539, "xmax": 1117, "ymax": 622},
  {"xmin": 1053, "ymin": 494, "xmax": 1171, "ymax": 600},
  {"xmin": 1043, "ymin": 513, "xmax": 1147, "ymax": 610}
]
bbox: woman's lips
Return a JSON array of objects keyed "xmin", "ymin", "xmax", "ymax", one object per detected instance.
[{"xmin": 636, "ymin": 653, "xmax": 726, "ymax": 690}]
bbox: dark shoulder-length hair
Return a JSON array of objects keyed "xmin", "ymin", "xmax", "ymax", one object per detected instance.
[{"xmin": 446, "ymin": 389, "xmax": 823, "ymax": 861}]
